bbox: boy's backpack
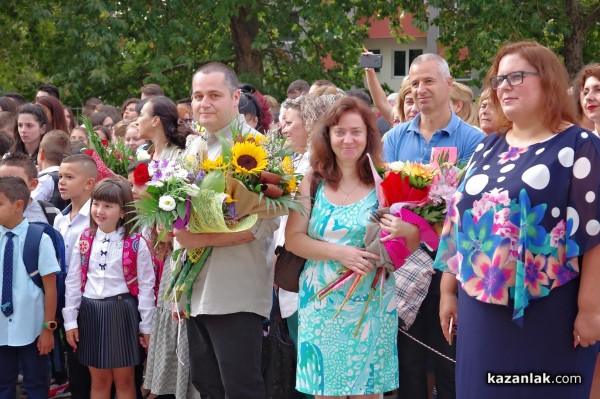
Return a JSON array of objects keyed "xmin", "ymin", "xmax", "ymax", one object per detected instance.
[
  {"xmin": 38, "ymin": 170, "xmax": 70, "ymax": 211},
  {"xmin": 23, "ymin": 221, "xmax": 68, "ymax": 320},
  {"xmin": 78, "ymin": 228, "xmax": 160, "ymax": 302},
  {"xmin": 37, "ymin": 200, "xmax": 60, "ymax": 226}
]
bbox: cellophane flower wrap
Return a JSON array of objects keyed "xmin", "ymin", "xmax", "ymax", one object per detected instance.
[{"xmin": 379, "ymin": 150, "xmax": 464, "ymax": 269}]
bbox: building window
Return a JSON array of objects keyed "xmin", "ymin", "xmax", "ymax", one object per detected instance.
[
  {"xmin": 393, "ymin": 49, "xmax": 423, "ymax": 77},
  {"xmin": 368, "ymin": 49, "xmax": 381, "ymax": 73}
]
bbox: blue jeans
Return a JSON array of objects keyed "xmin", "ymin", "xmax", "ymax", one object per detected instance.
[{"xmin": 0, "ymin": 338, "xmax": 49, "ymax": 399}]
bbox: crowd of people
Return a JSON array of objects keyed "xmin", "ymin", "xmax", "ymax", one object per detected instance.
[{"xmin": 1, "ymin": 39, "xmax": 600, "ymax": 399}]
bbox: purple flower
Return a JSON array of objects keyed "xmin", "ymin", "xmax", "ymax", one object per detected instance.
[{"xmin": 224, "ymin": 202, "xmax": 237, "ymax": 220}]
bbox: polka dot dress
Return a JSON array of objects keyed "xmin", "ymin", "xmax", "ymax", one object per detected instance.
[{"xmin": 434, "ymin": 126, "xmax": 600, "ymax": 321}]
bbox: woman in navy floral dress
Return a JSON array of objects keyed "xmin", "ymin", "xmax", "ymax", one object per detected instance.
[{"xmin": 434, "ymin": 41, "xmax": 600, "ymax": 398}]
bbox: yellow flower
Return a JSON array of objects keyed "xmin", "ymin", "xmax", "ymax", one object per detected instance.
[
  {"xmin": 202, "ymin": 156, "xmax": 226, "ymax": 171},
  {"xmin": 282, "ymin": 156, "xmax": 294, "ymax": 175},
  {"xmin": 250, "ymin": 134, "xmax": 267, "ymax": 146},
  {"xmin": 231, "ymin": 141, "xmax": 268, "ymax": 175},
  {"xmin": 401, "ymin": 162, "xmax": 437, "ymax": 181},
  {"xmin": 285, "ymin": 176, "xmax": 297, "ymax": 194},
  {"xmin": 224, "ymin": 193, "xmax": 236, "ymax": 203}
]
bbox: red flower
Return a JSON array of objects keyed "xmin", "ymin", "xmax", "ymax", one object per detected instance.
[
  {"xmin": 133, "ymin": 163, "xmax": 151, "ymax": 186},
  {"xmin": 101, "ymin": 139, "xmax": 109, "ymax": 147},
  {"xmin": 380, "ymin": 172, "xmax": 430, "ymax": 206}
]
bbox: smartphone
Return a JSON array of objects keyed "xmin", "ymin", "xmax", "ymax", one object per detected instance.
[{"xmin": 360, "ymin": 54, "xmax": 383, "ymax": 69}]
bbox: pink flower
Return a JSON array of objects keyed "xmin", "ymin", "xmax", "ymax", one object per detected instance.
[
  {"xmin": 463, "ymin": 244, "xmax": 515, "ymax": 305},
  {"xmin": 523, "ymin": 250, "xmax": 550, "ymax": 297},
  {"xmin": 472, "ymin": 189, "xmax": 511, "ymax": 223},
  {"xmin": 550, "ymin": 220, "xmax": 566, "ymax": 248},
  {"xmin": 482, "ymin": 188, "xmax": 511, "ymax": 206},
  {"xmin": 471, "ymin": 198, "xmax": 494, "ymax": 223},
  {"xmin": 498, "ymin": 146, "xmax": 528, "ymax": 164},
  {"xmin": 447, "ymin": 191, "xmax": 463, "ymax": 225}
]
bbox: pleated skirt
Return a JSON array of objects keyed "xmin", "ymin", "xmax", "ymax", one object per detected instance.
[{"xmin": 77, "ymin": 293, "xmax": 142, "ymax": 369}]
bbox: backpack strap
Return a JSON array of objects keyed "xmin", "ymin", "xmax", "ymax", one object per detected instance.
[
  {"xmin": 79, "ymin": 228, "xmax": 95, "ymax": 293},
  {"xmin": 37, "ymin": 200, "xmax": 59, "ymax": 226},
  {"xmin": 140, "ymin": 234, "xmax": 162, "ymax": 303},
  {"xmin": 23, "ymin": 223, "xmax": 45, "ymax": 291},
  {"xmin": 122, "ymin": 234, "xmax": 140, "ymax": 296}
]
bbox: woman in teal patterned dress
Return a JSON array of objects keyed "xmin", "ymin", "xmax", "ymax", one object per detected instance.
[{"xmin": 286, "ymin": 97, "xmax": 399, "ymax": 398}]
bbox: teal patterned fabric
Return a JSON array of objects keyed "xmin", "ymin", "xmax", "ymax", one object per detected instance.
[{"xmin": 296, "ymin": 183, "xmax": 399, "ymax": 395}]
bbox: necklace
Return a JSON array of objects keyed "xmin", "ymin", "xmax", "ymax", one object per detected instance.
[{"xmin": 338, "ymin": 184, "xmax": 359, "ymax": 204}]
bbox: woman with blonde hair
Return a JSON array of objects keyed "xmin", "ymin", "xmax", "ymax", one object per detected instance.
[
  {"xmin": 450, "ymin": 82, "xmax": 478, "ymax": 126},
  {"xmin": 365, "ymin": 69, "xmax": 418, "ymax": 126},
  {"xmin": 477, "ymin": 88, "xmax": 503, "ymax": 134}
]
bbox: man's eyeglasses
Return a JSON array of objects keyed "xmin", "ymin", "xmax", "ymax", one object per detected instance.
[{"xmin": 490, "ymin": 71, "xmax": 539, "ymax": 90}]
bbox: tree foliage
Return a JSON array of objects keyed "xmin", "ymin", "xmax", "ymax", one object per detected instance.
[
  {"xmin": 397, "ymin": 0, "xmax": 600, "ymax": 84},
  {"xmin": 0, "ymin": 0, "xmax": 410, "ymax": 107}
]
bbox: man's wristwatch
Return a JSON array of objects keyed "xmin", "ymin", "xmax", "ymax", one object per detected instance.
[{"xmin": 43, "ymin": 321, "xmax": 58, "ymax": 331}]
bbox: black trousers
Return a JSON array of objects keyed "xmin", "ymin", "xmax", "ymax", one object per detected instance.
[
  {"xmin": 67, "ymin": 349, "xmax": 91, "ymax": 399},
  {"xmin": 187, "ymin": 312, "xmax": 265, "ymax": 399},
  {"xmin": 397, "ymin": 272, "xmax": 456, "ymax": 399}
]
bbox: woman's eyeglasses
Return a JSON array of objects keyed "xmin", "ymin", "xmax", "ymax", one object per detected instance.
[{"xmin": 490, "ymin": 71, "xmax": 539, "ymax": 90}]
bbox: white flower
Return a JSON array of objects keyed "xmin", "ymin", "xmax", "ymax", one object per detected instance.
[
  {"xmin": 175, "ymin": 168, "xmax": 189, "ymax": 179},
  {"xmin": 388, "ymin": 161, "xmax": 405, "ymax": 172},
  {"xmin": 148, "ymin": 181, "xmax": 164, "ymax": 188},
  {"xmin": 158, "ymin": 195, "xmax": 176, "ymax": 211},
  {"xmin": 136, "ymin": 149, "xmax": 151, "ymax": 161},
  {"xmin": 184, "ymin": 184, "xmax": 200, "ymax": 197}
]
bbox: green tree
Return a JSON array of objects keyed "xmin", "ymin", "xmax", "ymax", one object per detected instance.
[
  {"xmin": 0, "ymin": 0, "xmax": 410, "ymax": 108},
  {"xmin": 398, "ymin": 0, "xmax": 600, "ymax": 83}
]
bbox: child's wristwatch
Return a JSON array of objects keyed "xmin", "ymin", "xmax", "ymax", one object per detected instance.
[{"xmin": 43, "ymin": 321, "xmax": 58, "ymax": 331}]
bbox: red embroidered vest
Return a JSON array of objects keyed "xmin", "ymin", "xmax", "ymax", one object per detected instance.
[{"xmin": 78, "ymin": 228, "xmax": 161, "ymax": 301}]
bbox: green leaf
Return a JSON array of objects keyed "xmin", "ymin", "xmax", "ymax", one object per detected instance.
[{"xmin": 199, "ymin": 170, "xmax": 226, "ymax": 192}]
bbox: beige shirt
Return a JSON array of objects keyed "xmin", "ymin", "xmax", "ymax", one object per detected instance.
[{"xmin": 190, "ymin": 115, "xmax": 280, "ymax": 318}]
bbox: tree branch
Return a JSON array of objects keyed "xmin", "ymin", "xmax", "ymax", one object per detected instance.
[{"xmin": 581, "ymin": 4, "xmax": 600, "ymax": 32}]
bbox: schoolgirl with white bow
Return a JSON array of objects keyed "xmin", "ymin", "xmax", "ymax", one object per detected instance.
[{"xmin": 62, "ymin": 178, "xmax": 155, "ymax": 399}]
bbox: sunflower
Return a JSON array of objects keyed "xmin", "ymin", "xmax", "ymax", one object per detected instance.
[
  {"xmin": 202, "ymin": 156, "xmax": 226, "ymax": 171},
  {"xmin": 281, "ymin": 156, "xmax": 294, "ymax": 175},
  {"xmin": 231, "ymin": 141, "xmax": 268, "ymax": 175},
  {"xmin": 284, "ymin": 175, "xmax": 297, "ymax": 194}
]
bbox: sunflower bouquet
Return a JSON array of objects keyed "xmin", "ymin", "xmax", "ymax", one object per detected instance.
[
  {"xmin": 189, "ymin": 130, "xmax": 305, "ymax": 226},
  {"xmin": 162, "ymin": 130, "xmax": 305, "ymax": 316}
]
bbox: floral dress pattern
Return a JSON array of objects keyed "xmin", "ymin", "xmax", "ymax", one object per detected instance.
[
  {"xmin": 434, "ymin": 126, "xmax": 600, "ymax": 323},
  {"xmin": 296, "ymin": 183, "xmax": 398, "ymax": 396}
]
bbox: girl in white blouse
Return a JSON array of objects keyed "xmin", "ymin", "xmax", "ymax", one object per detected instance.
[{"xmin": 62, "ymin": 178, "xmax": 155, "ymax": 399}]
